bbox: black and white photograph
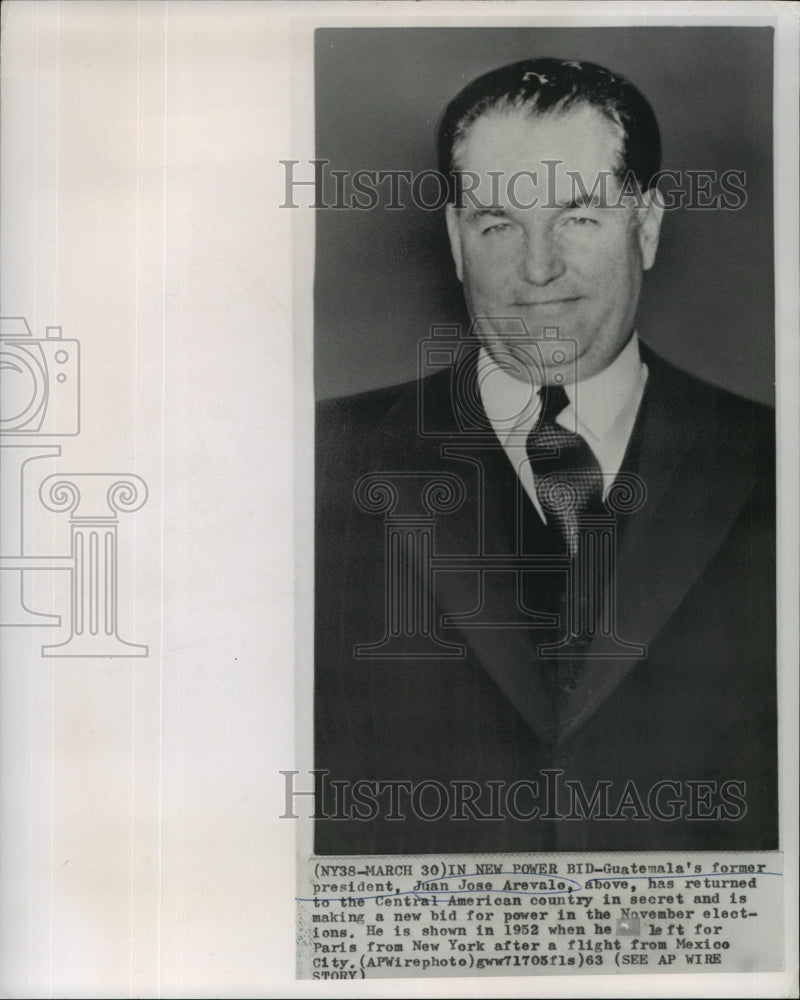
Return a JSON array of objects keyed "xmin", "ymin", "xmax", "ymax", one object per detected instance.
[{"xmin": 313, "ymin": 27, "xmax": 778, "ymax": 856}]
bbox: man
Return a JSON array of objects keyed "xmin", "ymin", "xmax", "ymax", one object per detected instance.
[{"xmin": 314, "ymin": 59, "xmax": 777, "ymax": 854}]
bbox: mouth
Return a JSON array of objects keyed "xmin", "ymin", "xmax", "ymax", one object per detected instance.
[{"xmin": 513, "ymin": 297, "xmax": 581, "ymax": 307}]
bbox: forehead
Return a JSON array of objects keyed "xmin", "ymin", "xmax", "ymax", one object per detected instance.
[{"xmin": 453, "ymin": 105, "xmax": 625, "ymax": 202}]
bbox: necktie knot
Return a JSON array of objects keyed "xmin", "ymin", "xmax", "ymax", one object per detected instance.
[{"xmin": 537, "ymin": 383, "xmax": 570, "ymax": 426}]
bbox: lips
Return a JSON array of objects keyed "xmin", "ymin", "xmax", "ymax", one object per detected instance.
[{"xmin": 514, "ymin": 297, "xmax": 581, "ymax": 306}]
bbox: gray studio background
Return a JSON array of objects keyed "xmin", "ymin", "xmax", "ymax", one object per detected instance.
[{"xmin": 314, "ymin": 27, "xmax": 774, "ymax": 404}]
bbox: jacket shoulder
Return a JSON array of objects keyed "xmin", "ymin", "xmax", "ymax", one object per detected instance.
[
  {"xmin": 316, "ymin": 378, "xmax": 418, "ymax": 436},
  {"xmin": 642, "ymin": 345, "xmax": 774, "ymax": 439}
]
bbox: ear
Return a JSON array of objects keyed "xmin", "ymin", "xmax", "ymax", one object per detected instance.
[
  {"xmin": 445, "ymin": 203, "xmax": 464, "ymax": 283},
  {"xmin": 636, "ymin": 190, "xmax": 664, "ymax": 272}
]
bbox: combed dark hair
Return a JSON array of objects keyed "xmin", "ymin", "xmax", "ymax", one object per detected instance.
[{"xmin": 437, "ymin": 58, "xmax": 661, "ymax": 203}]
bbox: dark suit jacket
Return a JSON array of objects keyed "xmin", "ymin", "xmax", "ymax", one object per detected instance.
[{"xmin": 314, "ymin": 343, "xmax": 777, "ymax": 854}]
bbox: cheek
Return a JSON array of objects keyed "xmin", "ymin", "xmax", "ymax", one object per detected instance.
[
  {"xmin": 463, "ymin": 244, "xmax": 518, "ymax": 294},
  {"xmin": 576, "ymin": 237, "xmax": 640, "ymax": 292}
]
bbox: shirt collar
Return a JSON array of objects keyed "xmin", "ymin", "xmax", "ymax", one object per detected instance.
[{"xmin": 478, "ymin": 332, "xmax": 644, "ymax": 446}]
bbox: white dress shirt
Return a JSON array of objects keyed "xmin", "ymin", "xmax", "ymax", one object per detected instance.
[{"xmin": 478, "ymin": 333, "xmax": 648, "ymax": 522}]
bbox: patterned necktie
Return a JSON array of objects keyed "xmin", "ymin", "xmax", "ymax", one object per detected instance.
[{"xmin": 526, "ymin": 384, "xmax": 604, "ymax": 556}]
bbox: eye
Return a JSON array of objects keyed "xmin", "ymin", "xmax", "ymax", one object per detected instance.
[
  {"xmin": 481, "ymin": 219, "xmax": 514, "ymax": 236},
  {"xmin": 564, "ymin": 215, "xmax": 598, "ymax": 227}
]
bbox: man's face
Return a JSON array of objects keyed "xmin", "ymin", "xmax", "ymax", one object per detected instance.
[{"xmin": 446, "ymin": 105, "xmax": 663, "ymax": 385}]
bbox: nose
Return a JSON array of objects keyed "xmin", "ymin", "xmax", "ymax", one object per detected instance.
[{"xmin": 520, "ymin": 229, "xmax": 565, "ymax": 285}]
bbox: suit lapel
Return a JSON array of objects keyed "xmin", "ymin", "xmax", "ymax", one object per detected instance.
[
  {"xmin": 432, "ymin": 440, "xmax": 559, "ymax": 745},
  {"xmin": 380, "ymin": 346, "xmax": 559, "ymax": 745},
  {"xmin": 556, "ymin": 350, "xmax": 757, "ymax": 741}
]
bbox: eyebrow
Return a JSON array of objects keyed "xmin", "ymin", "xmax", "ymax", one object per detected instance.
[
  {"xmin": 463, "ymin": 196, "xmax": 606, "ymax": 217},
  {"xmin": 466, "ymin": 207, "xmax": 509, "ymax": 219},
  {"xmin": 559, "ymin": 194, "xmax": 605, "ymax": 210}
]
